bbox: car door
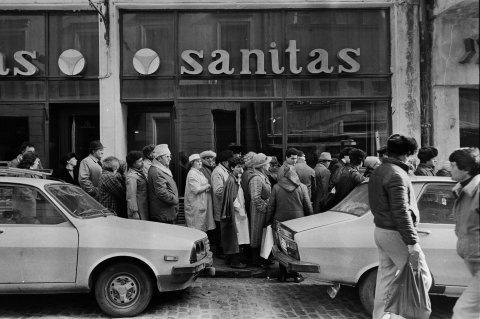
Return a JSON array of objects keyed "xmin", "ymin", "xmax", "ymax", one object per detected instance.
[
  {"xmin": 0, "ymin": 183, "xmax": 78, "ymax": 284},
  {"xmin": 416, "ymin": 182, "xmax": 470, "ymax": 287}
]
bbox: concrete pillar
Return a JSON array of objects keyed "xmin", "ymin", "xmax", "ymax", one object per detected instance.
[
  {"xmin": 432, "ymin": 86, "xmax": 459, "ymax": 162},
  {"xmin": 390, "ymin": 0, "xmax": 421, "ymax": 143},
  {"xmin": 98, "ymin": 0, "xmax": 127, "ymax": 159}
]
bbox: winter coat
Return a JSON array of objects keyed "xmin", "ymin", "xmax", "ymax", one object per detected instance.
[
  {"xmin": 240, "ymin": 167, "xmax": 255, "ymax": 217},
  {"xmin": 211, "ymin": 164, "xmax": 230, "ymax": 222},
  {"xmin": 266, "ymin": 174, "xmax": 312, "ymax": 224},
  {"xmin": 368, "ymin": 157, "xmax": 420, "ymax": 245},
  {"xmin": 98, "ymin": 171, "xmax": 127, "ymax": 218},
  {"xmin": 452, "ymin": 174, "xmax": 480, "ymax": 268},
  {"xmin": 249, "ymin": 169, "xmax": 271, "ymax": 248},
  {"xmin": 313, "ymin": 163, "xmax": 331, "ymax": 214},
  {"xmin": 126, "ymin": 168, "xmax": 149, "ymax": 220},
  {"xmin": 414, "ymin": 163, "xmax": 435, "ymax": 176},
  {"xmin": 220, "ymin": 174, "xmax": 250, "ymax": 254},
  {"xmin": 328, "ymin": 159, "xmax": 346, "ymax": 191},
  {"xmin": 331, "ymin": 164, "xmax": 368, "ymax": 207},
  {"xmin": 184, "ymin": 168, "xmax": 215, "ymax": 232},
  {"xmin": 294, "ymin": 158, "xmax": 316, "ymax": 199},
  {"xmin": 147, "ymin": 161, "xmax": 179, "ymax": 223},
  {"xmin": 79, "ymin": 154, "xmax": 102, "ymax": 198},
  {"xmin": 52, "ymin": 166, "xmax": 79, "ymax": 186}
]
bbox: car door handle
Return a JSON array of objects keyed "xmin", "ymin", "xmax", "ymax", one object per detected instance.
[
  {"xmin": 0, "ymin": 229, "xmax": 4, "ymax": 234},
  {"xmin": 418, "ymin": 229, "xmax": 431, "ymax": 235}
]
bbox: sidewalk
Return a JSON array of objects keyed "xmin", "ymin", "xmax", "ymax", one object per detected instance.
[{"xmin": 202, "ymin": 255, "xmax": 280, "ymax": 279}]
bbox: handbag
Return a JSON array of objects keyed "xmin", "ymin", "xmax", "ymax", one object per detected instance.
[
  {"xmin": 384, "ymin": 254, "xmax": 431, "ymax": 319},
  {"xmin": 260, "ymin": 225, "xmax": 274, "ymax": 259}
]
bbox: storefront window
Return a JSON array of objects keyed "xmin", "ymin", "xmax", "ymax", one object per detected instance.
[
  {"xmin": 122, "ymin": 13, "xmax": 175, "ymax": 76},
  {"xmin": 286, "ymin": 100, "xmax": 389, "ymax": 158},
  {"xmin": 459, "ymin": 88, "xmax": 479, "ymax": 147},
  {"xmin": 49, "ymin": 14, "xmax": 99, "ymax": 77},
  {"xmin": 0, "ymin": 15, "xmax": 46, "ymax": 75}
]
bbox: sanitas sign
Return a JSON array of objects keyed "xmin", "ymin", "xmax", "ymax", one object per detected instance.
[{"xmin": 1, "ymin": 40, "xmax": 361, "ymax": 76}]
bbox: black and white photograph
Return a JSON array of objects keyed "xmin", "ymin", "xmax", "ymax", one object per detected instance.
[{"xmin": 0, "ymin": 0, "xmax": 478, "ymax": 318}]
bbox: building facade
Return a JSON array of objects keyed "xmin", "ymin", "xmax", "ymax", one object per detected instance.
[{"xmin": 2, "ymin": 0, "xmax": 474, "ymax": 188}]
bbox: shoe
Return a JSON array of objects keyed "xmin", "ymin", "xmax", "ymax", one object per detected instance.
[
  {"xmin": 230, "ymin": 262, "xmax": 247, "ymax": 269},
  {"xmin": 293, "ymin": 273, "xmax": 304, "ymax": 283}
]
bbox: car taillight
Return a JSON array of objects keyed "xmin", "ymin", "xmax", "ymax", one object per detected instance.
[
  {"xmin": 190, "ymin": 238, "xmax": 208, "ymax": 264},
  {"xmin": 276, "ymin": 222, "xmax": 300, "ymax": 260}
]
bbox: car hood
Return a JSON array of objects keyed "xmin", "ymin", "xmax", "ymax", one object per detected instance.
[
  {"xmin": 76, "ymin": 216, "xmax": 207, "ymax": 250},
  {"xmin": 281, "ymin": 211, "xmax": 358, "ymax": 233}
]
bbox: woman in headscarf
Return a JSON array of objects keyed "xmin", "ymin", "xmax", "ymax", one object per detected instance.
[
  {"xmin": 220, "ymin": 156, "xmax": 249, "ymax": 268},
  {"xmin": 184, "ymin": 154, "xmax": 215, "ymax": 232},
  {"xmin": 248, "ymin": 153, "xmax": 272, "ymax": 267},
  {"xmin": 125, "ymin": 151, "xmax": 149, "ymax": 220}
]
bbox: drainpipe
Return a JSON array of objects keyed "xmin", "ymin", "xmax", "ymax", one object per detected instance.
[{"xmin": 419, "ymin": 0, "xmax": 434, "ymax": 146}]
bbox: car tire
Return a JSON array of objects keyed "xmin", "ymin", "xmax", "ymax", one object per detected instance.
[
  {"xmin": 358, "ymin": 268, "xmax": 377, "ymax": 315},
  {"xmin": 94, "ymin": 262, "xmax": 153, "ymax": 318}
]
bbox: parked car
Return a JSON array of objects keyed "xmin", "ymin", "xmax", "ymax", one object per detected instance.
[
  {"xmin": 272, "ymin": 176, "xmax": 469, "ymax": 314},
  {"xmin": 0, "ymin": 176, "xmax": 214, "ymax": 317}
]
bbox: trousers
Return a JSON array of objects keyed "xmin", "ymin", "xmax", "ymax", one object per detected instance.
[
  {"xmin": 452, "ymin": 260, "xmax": 480, "ymax": 319},
  {"xmin": 372, "ymin": 227, "xmax": 432, "ymax": 319}
]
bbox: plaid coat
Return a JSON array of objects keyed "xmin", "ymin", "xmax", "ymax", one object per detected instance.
[
  {"xmin": 98, "ymin": 170, "xmax": 127, "ymax": 218},
  {"xmin": 248, "ymin": 169, "xmax": 271, "ymax": 248}
]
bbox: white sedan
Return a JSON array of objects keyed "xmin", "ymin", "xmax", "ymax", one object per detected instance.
[
  {"xmin": 272, "ymin": 176, "xmax": 469, "ymax": 313},
  {"xmin": 0, "ymin": 177, "xmax": 214, "ymax": 317}
]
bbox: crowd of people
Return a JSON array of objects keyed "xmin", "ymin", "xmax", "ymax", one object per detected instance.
[{"xmin": 5, "ymin": 137, "xmax": 479, "ymax": 317}]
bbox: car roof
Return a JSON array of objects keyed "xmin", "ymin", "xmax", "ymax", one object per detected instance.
[
  {"xmin": 0, "ymin": 176, "xmax": 64, "ymax": 187},
  {"xmin": 361, "ymin": 175, "xmax": 454, "ymax": 185}
]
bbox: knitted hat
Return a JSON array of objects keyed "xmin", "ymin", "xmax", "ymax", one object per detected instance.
[
  {"xmin": 251, "ymin": 153, "xmax": 272, "ymax": 168},
  {"xmin": 364, "ymin": 156, "xmax": 381, "ymax": 168}
]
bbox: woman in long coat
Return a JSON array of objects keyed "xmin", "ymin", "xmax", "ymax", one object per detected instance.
[
  {"xmin": 184, "ymin": 154, "xmax": 216, "ymax": 232},
  {"xmin": 126, "ymin": 151, "xmax": 149, "ymax": 220},
  {"xmin": 248, "ymin": 153, "xmax": 272, "ymax": 266}
]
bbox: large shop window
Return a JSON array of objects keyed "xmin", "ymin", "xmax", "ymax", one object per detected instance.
[
  {"xmin": 287, "ymin": 100, "xmax": 388, "ymax": 159},
  {"xmin": 459, "ymin": 88, "xmax": 479, "ymax": 148}
]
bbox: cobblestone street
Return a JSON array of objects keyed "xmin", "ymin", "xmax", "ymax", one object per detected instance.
[{"xmin": 0, "ymin": 277, "xmax": 456, "ymax": 318}]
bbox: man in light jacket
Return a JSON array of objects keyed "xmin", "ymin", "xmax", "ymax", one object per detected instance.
[
  {"xmin": 147, "ymin": 144, "xmax": 179, "ymax": 224},
  {"xmin": 449, "ymin": 147, "xmax": 480, "ymax": 319},
  {"xmin": 79, "ymin": 140, "xmax": 104, "ymax": 199}
]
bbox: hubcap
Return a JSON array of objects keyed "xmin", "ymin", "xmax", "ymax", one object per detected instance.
[{"xmin": 107, "ymin": 274, "xmax": 139, "ymax": 306}]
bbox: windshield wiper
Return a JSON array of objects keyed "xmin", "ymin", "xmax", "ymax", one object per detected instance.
[{"xmin": 77, "ymin": 208, "xmax": 117, "ymax": 218}]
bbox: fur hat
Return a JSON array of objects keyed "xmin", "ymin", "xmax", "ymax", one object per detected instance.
[
  {"xmin": 200, "ymin": 150, "xmax": 216, "ymax": 158},
  {"xmin": 153, "ymin": 144, "xmax": 171, "ymax": 158},
  {"xmin": 189, "ymin": 154, "xmax": 201, "ymax": 162},
  {"xmin": 318, "ymin": 152, "xmax": 332, "ymax": 161}
]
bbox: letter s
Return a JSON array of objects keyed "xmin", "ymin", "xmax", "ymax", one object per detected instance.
[
  {"xmin": 337, "ymin": 48, "xmax": 360, "ymax": 73},
  {"xmin": 13, "ymin": 51, "xmax": 39, "ymax": 76},
  {"xmin": 180, "ymin": 50, "xmax": 203, "ymax": 75}
]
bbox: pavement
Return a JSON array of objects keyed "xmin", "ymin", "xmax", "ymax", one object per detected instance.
[{"xmin": 204, "ymin": 255, "xmax": 280, "ymax": 279}]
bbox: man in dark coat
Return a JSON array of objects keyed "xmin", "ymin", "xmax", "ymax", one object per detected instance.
[
  {"xmin": 329, "ymin": 148, "xmax": 367, "ymax": 209},
  {"xmin": 147, "ymin": 144, "xmax": 179, "ymax": 224},
  {"xmin": 294, "ymin": 151, "xmax": 316, "ymax": 199},
  {"xmin": 52, "ymin": 152, "xmax": 79, "ymax": 185},
  {"xmin": 414, "ymin": 146, "xmax": 438, "ymax": 176},
  {"xmin": 328, "ymin": 146, "xmax": 353, "ymax": 191}
]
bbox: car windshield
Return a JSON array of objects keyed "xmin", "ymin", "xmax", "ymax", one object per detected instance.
[
  {"xmin": 45, "ymin": 184, "xmax": 115, "ymax": 218},
  {"xmin": 330, "ymin": 183, "xmax": 371, "ymax": 217}
]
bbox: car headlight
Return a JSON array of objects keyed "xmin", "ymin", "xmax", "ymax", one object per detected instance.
[{"xmin": 190, "ymin": 238, "xmax": 209, "ymax": 263}]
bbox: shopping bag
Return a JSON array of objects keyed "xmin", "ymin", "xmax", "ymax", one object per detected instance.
[
  {"xmin": 384, "ymin": 254, "xmax": 431, "ymax": 319},
  {"xmin": 260, "ymin": 225, "xmax": 274, "ymax": 259}
]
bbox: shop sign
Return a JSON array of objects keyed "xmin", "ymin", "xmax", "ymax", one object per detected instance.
[
  {"xmin": 180, "ymin": 40, "xmax": 360, "ymax": 75},
  {"xmin": 58, "ymin": 49, "xmax": 86, "ymax": 76},
  {"xmin": 0, "ymin": 51, "xmax": 39, "ymax": 76},
  {"xmin": 133, "ymin": 48, "xmax": 160, "ymax": 75}
]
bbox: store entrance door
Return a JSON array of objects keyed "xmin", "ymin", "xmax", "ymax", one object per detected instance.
[
  {"xmin": 127, "ymin": 104, "xmax": 176, "ymax": 181},
  {"xmin": 49, "ymin": 104, "xmax": 100, "ymax": 169}
]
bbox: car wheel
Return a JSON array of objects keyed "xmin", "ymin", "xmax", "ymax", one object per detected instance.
[
  {"xmin": 359, "ymin": 268, "xmax": 377, "ymax": 315},
  {"xmin": 94, "ymin": 262, "xmax": 153, "ymax": 318}
]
